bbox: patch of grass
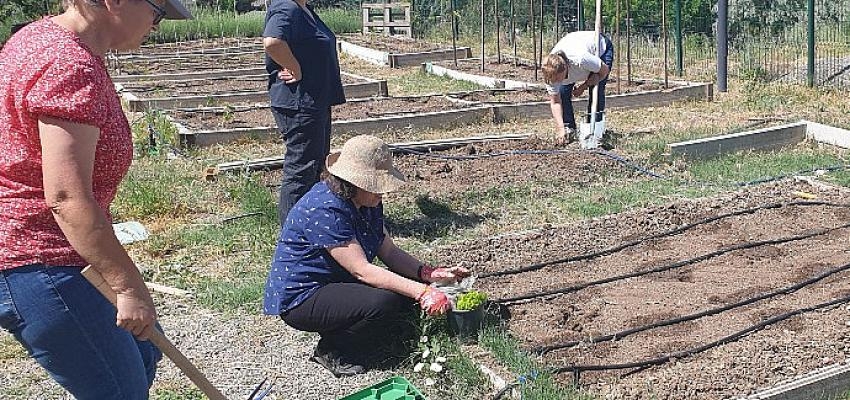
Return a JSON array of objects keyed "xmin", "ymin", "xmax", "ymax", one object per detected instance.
[
  {"xmin": 112, "ymin": 158, "xmax": 201, "ymax": 222},
  {"xmin": 152, "ymin": 386, "xmax": 205, "ymax": 400},
  {"xmin": 0, "ymin": 335, "xmax": 26, "ymax": 360},
  {"xmin": 390, "ymin": 70, "xmax": 483, "ymax": 96},
  {"xmin": 687, "ymin": 150, "xmax": 843, "ymax": 185},
  {"xmin": 129, "ymin": 110, "xmax": 181, "ymax": 154},
  {"xmin": 317, "ymin": 7, "xmax": 361, "ymax": 33},
  {"xmin": 149, "ymin": 9, "xmax": 264, "ymax": 43},
  {"xmin": 384, "ymin": 176, "xmax": 716, "ymax": 245},
  {"xmin": 195, "ymin": 274, "xmax": 266, "ymax": 314},
  {"xmin": 826, "ymin": 169, "xmax": 850, "ymax": 188},
  {"xmin": 480, "ymin": 324, "xmax": 594, "ymax": 400}
]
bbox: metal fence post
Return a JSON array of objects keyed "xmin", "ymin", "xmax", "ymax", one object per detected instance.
[
  {"xmin": 675, "ymin": 0, "xmax": 683, "ymax": 76},
  {"xmin": 717, "ymin": 0, "xmax": 728, "ymax": 92},
  {"xmin": 807, "ymin": 0, "xmax": 815, "ymax": 87}
]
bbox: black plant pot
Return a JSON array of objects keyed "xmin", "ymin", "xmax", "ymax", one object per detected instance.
[{"xmin": 448, "ymin": 305, "xmax": 485, "ymax": 343}]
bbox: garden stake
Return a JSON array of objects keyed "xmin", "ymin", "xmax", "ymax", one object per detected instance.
[{"xmin": 81, "ymin": 266, "xmax": 271, "ymax": 400}]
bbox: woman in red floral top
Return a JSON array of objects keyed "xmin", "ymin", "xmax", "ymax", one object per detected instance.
[{"xmin": 0, "ymin": 1, "xmax": 190, "ymax": 398}]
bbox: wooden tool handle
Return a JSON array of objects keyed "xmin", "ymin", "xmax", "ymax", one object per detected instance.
[{"xmin": 81, "ymin": 266, "xmax": 228, "ymax": 400}]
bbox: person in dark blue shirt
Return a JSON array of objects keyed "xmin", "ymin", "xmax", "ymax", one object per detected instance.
[
  {"xmin": 263, "ymin": 0, "xmax": 346, "ymax": 225},
  {"xmin": 264, "ymin": 135, "xmax": 470, "ymax": 377}
]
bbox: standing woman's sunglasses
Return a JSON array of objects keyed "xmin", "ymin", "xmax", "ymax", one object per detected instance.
[{"xmin": 143, "ymin": 0, "xmax": 167, "ymax": 25}]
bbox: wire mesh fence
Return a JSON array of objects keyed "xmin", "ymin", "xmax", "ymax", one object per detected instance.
[{"xmin": 407, "ymin": 0, "xmax": 850, "ymax": 89}]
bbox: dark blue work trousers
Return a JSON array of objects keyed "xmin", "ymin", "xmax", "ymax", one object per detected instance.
[
  {"xmin": 272, "ymin": 106, "xmax": 332, "ymax": 225},
  {"xmin": 559, "ymin": 36, "xmax": 615, "ymax": 129}
]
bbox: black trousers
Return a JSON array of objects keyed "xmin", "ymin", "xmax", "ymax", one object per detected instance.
[
  {"xmin": 281, "ymin": 283, "xmax": 418, "ymax": 361},
  {"xmin": 271, "ymin": 106, "xmax": 332, "ymax": 225}
]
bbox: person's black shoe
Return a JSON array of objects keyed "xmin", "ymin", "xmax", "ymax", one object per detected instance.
[{"xmin": 310, "ymin": 344, "xmax": 366, "ymax": 378}]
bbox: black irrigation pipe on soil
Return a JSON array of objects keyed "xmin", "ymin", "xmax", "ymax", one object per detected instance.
[
  {"xmin": 550, "ymin": 292, "xmax": 850, "ymax": 385},
  {"xmin": 532, "ymin": 260, "xmax": 850, "ymax": 355},
  {"xmin": 495, "ymin": 221, "xmax": 850, "ymax": 305},
  {"xmin": 734, "ymin": 164, "xmax": 848, "ymax": 187},
  {"xmin": 481, "ymin": 201, "xmax": 850, "ymax": 280}
]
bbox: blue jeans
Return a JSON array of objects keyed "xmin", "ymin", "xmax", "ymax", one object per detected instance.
[
  {"xmin": 559, "ymin": 35, "xmax": 615, "ymax": 129},
  {"xmin": 272, "ymin": 106, "xmax": 332, "ymax": 225},
  {"xmin": 0, "ymin": 264, "xmax": 161, "ymax": 399}
]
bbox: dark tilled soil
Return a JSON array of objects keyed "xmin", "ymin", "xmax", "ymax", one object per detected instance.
[
  {"xmin": 390, "ymin": 137, "xmax": 639, "ymax": 198},
  {"xmin": 112, "ymin": 52, "xmax": 265, "ymax": 75},
  {"xmin": 434, "ymin": 57, "xmax": 673, "ymax": 93},
  {"xmin": 119, "ymin": 74, "xmax": 362, "ymax": 98},
  {"xmin": 340, "ymin": 34, "xmax": 453, "ymax": 53},
  {"xmin": 426, "ymin": 180, "xmax": 850, "ymax": 400},
  {"xmin": 169, "ymin": 95, "xmax": 483, "ymax": 130}
]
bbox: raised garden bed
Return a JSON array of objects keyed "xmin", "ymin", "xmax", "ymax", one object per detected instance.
[
  {"xmin": 118, "ymin": 72, "xmax": 387, "ymax": 111},
  {"xmin": 424, "ymin": 179, "xmax": 850, "ymax": 400},
  {"xmin": 338, "ymin": 34, "xmax": 472, "ymax": 67},
  {"xmin": 425, "ymin": 57, "xmax": 682, "ymax": 92},
  {"xmin": 118, "ymin": 37, "xmax": 264, "ymax": 58},
  {"xmin": 111, "ymin": 51, "xmax": 265, "ymax": 75},
  {"xmin": 169, "ymin": 95, "xmax": 491, "ymax": 146},
  {"xmin": 166, "ymin": 82, "xmax": 712, "ymax": 146}
]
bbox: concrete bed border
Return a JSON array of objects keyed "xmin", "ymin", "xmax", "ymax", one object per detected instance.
[
  {"xmin": 338, "ymin": 39, "xmax": 473, "ymax": 68},
  {"xmin": 423, "ymin": 60, "xmax": 545, "ymax": 89},
  {"xmin": 118, "ymin": 71, "xmax": 388, "ymax": 111},
  {"xmin": 740, "ymin": 358, "xmax": 850, "ymax": 400},
  {"xmin": 668, "ymin": 119, "xmax": 850, "ymax": 158}
]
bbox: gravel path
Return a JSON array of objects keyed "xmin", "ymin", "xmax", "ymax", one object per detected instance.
[{"xmin": 0, "ymin": 295, "xmax": 403, "ymax": 399}]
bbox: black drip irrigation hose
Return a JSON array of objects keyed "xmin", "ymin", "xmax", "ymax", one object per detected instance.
[
  {"xmin": 532, "ymin": 260, "xmax": 850, "ymax": 355},
  {"xmin": 590, "ymin": 148, "xmax": 666, "ymax": 178},
  {"xmin": 550, "ymin": 293, "xmax": 850, "ymax": 385},
  {"xmin": 491, "ymin": 371, "xmax": 539, "ymax": 400},
  {"xmin": 480, "ymin": 201, "xmax": 850, "ymax": 280},
  {"xmin": 495, "ymin": 221, "xmax": 850, "ymax": 305},
  {"xmin": 735, "ymin": 164, "xmax": 848, "ymax": 187}
]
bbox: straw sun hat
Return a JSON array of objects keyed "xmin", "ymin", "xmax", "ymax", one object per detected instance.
[{"xmin": 326, "ymin": 135, "xmax": 406, "ymax": 194}]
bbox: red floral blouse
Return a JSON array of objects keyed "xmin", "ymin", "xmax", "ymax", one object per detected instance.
[{"xmin": 0, "ymin": 18, "xmax": 133, "ymax": 269}]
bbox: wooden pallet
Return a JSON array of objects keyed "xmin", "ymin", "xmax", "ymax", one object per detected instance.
[{"xmin": 362, "ymin": 2, "xmax": 411, "ymax": 37}]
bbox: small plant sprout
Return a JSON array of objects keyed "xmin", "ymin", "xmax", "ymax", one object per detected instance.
[{"xmin": 455, "ymin": 290, "xmax": 487, "ymax": 311}]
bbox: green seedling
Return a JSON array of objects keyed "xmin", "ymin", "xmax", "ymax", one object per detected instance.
[{"xmin": 455, "ymin": 290, "xmax": 487, "ymax": 311}]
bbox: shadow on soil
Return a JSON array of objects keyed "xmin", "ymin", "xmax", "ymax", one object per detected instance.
[{"xmin": 387, "ymin": 195, "xmax": 487, "ymax": 241}]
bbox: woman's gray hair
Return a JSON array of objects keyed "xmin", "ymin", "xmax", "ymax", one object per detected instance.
[
  {"xmin": 322, "ymin": 171, "xmax": 357, "ymax": 200},
  {"xmin": 64, "ymin": 0, "xmax": 105, "ymax": 8}
]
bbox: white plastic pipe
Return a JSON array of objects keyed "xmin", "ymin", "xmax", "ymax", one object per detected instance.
[{"xmin": 587, "ymin": 0, "xmax": 604, "ymax": 148}]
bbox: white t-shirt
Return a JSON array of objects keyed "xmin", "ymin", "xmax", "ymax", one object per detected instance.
[{"xmin": 545, "ymin": 31, "xmax": 608, "ymax": 95}]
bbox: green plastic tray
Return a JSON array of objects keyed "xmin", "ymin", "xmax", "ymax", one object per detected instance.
[{"xmin": 339, "ymin": 376, "xmax": 427, "ymax": 400}]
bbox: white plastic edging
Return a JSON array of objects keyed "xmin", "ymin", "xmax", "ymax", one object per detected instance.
[
  {"xmin": 740, "ymin": 359, "xmax": 850, "ymax": 400},
  {"xmin": 339, "ymin": 40, "xmax": 388, "ymax": 66},
  {"xmin": 805, "ymin": 120, "xmax": 850, "ymax": 149}
]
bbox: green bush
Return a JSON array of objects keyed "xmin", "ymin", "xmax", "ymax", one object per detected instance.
[{"xmin": 455, "ymin": 290, "xmax": 487, "ymax": 311}]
